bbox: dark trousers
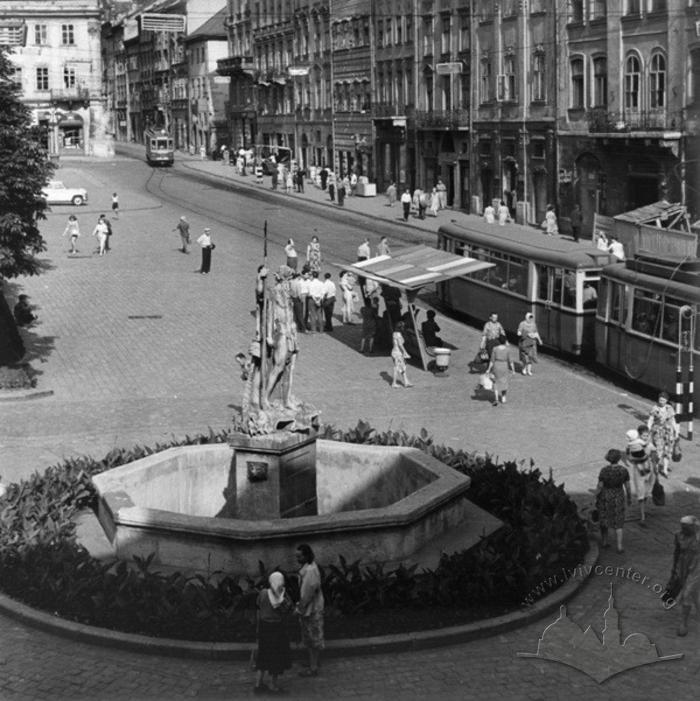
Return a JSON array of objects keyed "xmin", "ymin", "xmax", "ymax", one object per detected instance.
[
  {"xmin": 292, "ymin": 296, "xmax": 306, "ymax": 331},
  {"xmin": 402, "ymin": 202, "xmax": 410, "ymax": 221},
  {"xmin": 323, "ymin": 297, "xmax": 335, "ymax": 331},
  {"xmin": 329, "ymin": 184, "xmax": 335, "ymax": 202},
  {"xmin": 309, "ymin": 302, "xmax": 323, "ymax": 332},
  {"xmin": 200, "ymin": 246, "xmax": 212, "ymax": 273},
  {"xmin": 572, "ymin": 226, "xmax": 580, "ymax": 243}
]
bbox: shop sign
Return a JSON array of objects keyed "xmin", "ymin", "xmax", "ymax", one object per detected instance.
[
  {"xmin": 436, "ymin": 62, "xmax": 463, "ymax": 75},
  {"xmin": 558, "ymin": 168, "xmax": 573, "ymax": 184}
]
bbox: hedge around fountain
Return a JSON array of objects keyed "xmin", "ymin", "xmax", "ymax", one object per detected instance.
[{"xmin": 0, "ymin": 423, "xmax": 589, "ymax": 642}]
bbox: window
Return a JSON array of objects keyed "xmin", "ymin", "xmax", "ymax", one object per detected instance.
[
  {"xmin": 377, "ymin": 20, "xmax": 383, "ymax": 48},
  {"xmin": 691, "ymin": 50, "xmax": 700, "ymax": 106},
  {"xmin": 503, "ymin": 55, "xmax": 516, "ymax": 101},
  {"xmin": 423, "ymin": 17, "xmax": 433, "ymax": 55},
  {"xmin": 649, "ymin": 0, "xmax": 667, "ymax": 11},
  {"xmin": 625, "ymin": 0, "xmax": 641, "ymax": 14},
  {"xmin": 425, "ymin": 73, "xmax": 433, "ymax": 110},
  {"xmin": 34, "ymin": 24, "xmax": 47, "ymax": 45},
  {"xmin": 441, "ymin": 75, "xmax": 452, "ymax": 110},
  {"xmin": 570, "ymin": 58, "xmax": 584, "ymax": 108},
  {"xmin": 624, "ymin": 54, "xmax": 641, "ymax": 110},
  {"xmin": 440, "ymin": 16, "xmax": 450, "ymax": 54},
  {"xmin": 532, "ymin": 53, "xmax": 545, "ymax": 101},
  {"xmin": 661, "ymin": 297, "xmax": 683, "ymax": 343},
  {"xmin": 469, "ymin": 250, "xmax": 528, "ymax": 297},
  {"xmin": 10, "ymin": 65, "xmax": 21, "ymax": 86},
  {"xmin": 480, "ymin": 58, "xmax": 491, "ymax": 102},
  {"xmin": 593, "ymin": 56, "xmax": 607, "ymax": 107},
  {"xmin": 631, "ymin": 290, "xmax": 662, "ymax": 337},
  {"xmin": 36, "ymin": 66, "xmax": 49, "ymax": 91},
  {"xmin": 590, "ymin": 0, "xmax": 607, "ymax": 19},
  {"xmin": 459, "ymin": 13, "xmax": 469, "ymax": 51},
  {"xmin": 460, "ymin": 73, "xmax": 469, "ymax": 108},
  {"xmin": 396, "ymin": 16, "xmax": 402, "ymax": 44},
  {"xmin": 568, "ymin": 0, "xmax": 583, "ymax": 23},
  {"xmin": 385, "ymin": 18, "xmax": 392, "ymax": 46},
  {"xmin": 63, "ymin": 66, "xmax": 76, "ymax": 88},
  {"xmin": 61, "ymin": 24, "xmax": 75, "ymax": 45},
  {"xmin": 650, "ymin": 53, "xmax": 665, "ymax": 109},
  {"xmin": 532, "ymin": 139, "xmax": 546, "ymax": 159},
  {"xmin": 502, "ymin": 0, "xmax": 517, "ymax": 15}
]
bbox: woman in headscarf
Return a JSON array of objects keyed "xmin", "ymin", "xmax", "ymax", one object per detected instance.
[
  {"xmin": 516, "ymin": 312, "xmax": 543, "ymax": 376},
  {"xmin": 254, "ymin": 571, "xmax": 292, "ymax": 694},
  {"xmin": 594, "ymin": 449, "xmax": 631, "ymax": 553}
]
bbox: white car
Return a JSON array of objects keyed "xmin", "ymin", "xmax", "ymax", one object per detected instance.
[{"xmin": 42, "ymin": 181, "xmax": 88, "ymax": 206}]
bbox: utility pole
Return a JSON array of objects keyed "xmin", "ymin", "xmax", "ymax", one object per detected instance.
[{"xmin": 328, "ymin": 0, "xmax": 336, "ymax": 174}]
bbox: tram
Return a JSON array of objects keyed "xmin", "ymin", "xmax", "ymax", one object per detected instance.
[
  {"xmin": 145, "ymin": 128, "xmax": 174, "ymax": 166},
  {"xmin": 436, "ymin": 219, "xmax": 615, "ymax": 357},
  {"xmin": 594, "ymin": 252, "xmax": 699, "ymax": 410}
]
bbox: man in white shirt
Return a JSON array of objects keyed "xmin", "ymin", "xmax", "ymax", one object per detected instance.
[
  {"xmin": 483, "ymin": 204, "xmax": 496, "ymax": 224},
  {"xmin": 608, "ymin": 236, "xmax": 625, "ymax": 261},
  {"xmin": 307, "ymin": 271, "xmax": 325, "ymax": 332},
  {"xmin": 400, "ymin": 189, "xmax": 412, "ymax": 221},
  {"xmin": 321, "ymin": 272, "xmax": 337, "ymax": 332},
  {"xmin": 357, "ymin": 237, "xmax": 371, "ymax": 261}
]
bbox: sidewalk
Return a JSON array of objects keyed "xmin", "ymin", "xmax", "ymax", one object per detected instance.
[{"xmin": 0, "ymin": 147, "xmax": 698, "ymax": 699}]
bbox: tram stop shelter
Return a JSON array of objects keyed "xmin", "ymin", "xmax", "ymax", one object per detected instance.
[{"xmin": 335, "ymin": 245, "xmax": 494, "ymax": 371}]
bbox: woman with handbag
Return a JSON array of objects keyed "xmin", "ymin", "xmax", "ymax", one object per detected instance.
[
  {"xmin": 486, "ymin": 334, "xmax": 515, "ymax": 406},
  {"xmin": 647, "ymin": 391, "xmax": 680, "ymax": 477},
  {"xmin": 595, "ymin": 449, "xmax": 632, "ymax": 553},
  {"xmin": 253, "ymin": 571, "xmax": 293, "ymax": 694}
]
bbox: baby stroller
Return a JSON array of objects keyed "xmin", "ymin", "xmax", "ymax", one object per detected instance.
[{"xmin": 468, "ymin": 347, "xmax": 491, "ymax": 374}]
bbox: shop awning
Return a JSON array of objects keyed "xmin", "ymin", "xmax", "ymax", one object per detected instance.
[{"xmin": 334, "ymin": 244, "xmax": 494, "ymax": 291}]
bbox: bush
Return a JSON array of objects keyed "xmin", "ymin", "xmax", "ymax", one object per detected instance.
[
  {"xmin": 0, "ymin": 423, "xmax": 588, "ymax": 640},
  {"xmin": 0, "ymin": 364, "xmax": 37, "ymax": 390}
]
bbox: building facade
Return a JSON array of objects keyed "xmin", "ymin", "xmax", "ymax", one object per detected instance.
[
  {"xmin": 1, "ymin": 0, "xmax": 108, "ymax": 157},
  {"xmin": 557, "ymin": 0, "xmax": 700, "ymax": 234}
]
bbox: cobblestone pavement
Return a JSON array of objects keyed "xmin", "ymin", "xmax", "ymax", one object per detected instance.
[{"xmin": 0, "ymin": 148, "xmax": 698, "ymax": 700}]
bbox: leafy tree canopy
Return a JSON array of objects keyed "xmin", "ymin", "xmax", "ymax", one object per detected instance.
[{"xmin": 0, "ymin": 48, "xmax": 55, "ymax": 280}]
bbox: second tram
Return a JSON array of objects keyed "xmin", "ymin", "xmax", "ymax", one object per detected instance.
[
  {"xmin": 594, "ymin": 253, "xmax": 699, "ymax": 409},
  {"xmin": 145, "ymin": 128, "xmax": 174, "ymax": 166},
  {"xmin": 437, "ymin": 219, "xmax": 615, "ymax": 357}
]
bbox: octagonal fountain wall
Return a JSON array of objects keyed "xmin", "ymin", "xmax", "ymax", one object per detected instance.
[{"xmin": 92, "ymin": 439, "xmax": 475, "ymax": 576}]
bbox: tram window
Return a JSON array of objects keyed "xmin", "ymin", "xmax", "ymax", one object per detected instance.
[
  {"xmin": 562, "ymin": 269, "xmax": 577, "ymax": 308},
  {"xmin": 553, "ymin": 269, "xmax": 564, "ymax": 306},
  {"xmin": 536, "ymin": 264, "xmax": 550, "ymax": 300},
  {"xmin": 582, "ymin": 279, "xmax": 598, "ymax": 309},
  {"xmin": 454, "ymin": 241, "xmax": 466, "ymax": 257},
  {"xmin": 661, "ymin": 297, "xmax": 684, "ymax": 344},
  {"xmin": 631, "ymin": 289, "xmax": 662, "ymax": 337},
  {"xmin": 505, "ymin": 259, "xmax": 527, "ymax": 296},
  {"xmin": 610, "ymin": 282, "xmax": 626, "ymax": 323}
]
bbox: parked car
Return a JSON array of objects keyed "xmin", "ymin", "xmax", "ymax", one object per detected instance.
[{"xmin": 42, "ymin": 181, "xmax": 88, "ymax": 206}]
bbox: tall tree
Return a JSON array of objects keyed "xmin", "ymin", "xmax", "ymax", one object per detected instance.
[
  {"xmin": 0, "ymin": 48, "xmax": 55, "ymax": 280},
  {"xmin": 0, "ymin": 47, "xmax": 55, "ymax": 364}
]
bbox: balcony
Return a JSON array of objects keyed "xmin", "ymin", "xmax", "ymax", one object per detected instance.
[
  {"xmin": 587, "ymin": 108, "xmax": 683, "ymax": 134},
  {"xmin": 50, "ymin": 87, "xmax": 90, "ymax": 104},
  {"xmin": 415, "ymin": 109, "xmax": 469, "ymax": 129},
  {"xmin": 217, "ymin": 56, "xmax": 255, "ymax": 76},
  {"xmin": 372, "ymin": 102, "xmax": 412, "ymax": 119}
]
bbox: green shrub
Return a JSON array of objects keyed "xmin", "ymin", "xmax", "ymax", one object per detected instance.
[{"xmin": 0, "ymin": 422, "xmax": 588, "ymax": 640}]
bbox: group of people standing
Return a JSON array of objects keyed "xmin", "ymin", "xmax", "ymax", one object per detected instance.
[
  {"xmin": 593, "ymin": 392, "xmax": 696, "ymax": 637},
  {"xmin": 62, "ymin": 212, "xmax": 114, "ymax": 257},
  {"xmin": 253, "ymin": 543, "xmax": 325, "ymax": 694},
  {"xmin": 395, "ymin": 179, "xmax": 447, "ymax": 221}
]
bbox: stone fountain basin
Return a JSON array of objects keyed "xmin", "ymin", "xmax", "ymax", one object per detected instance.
[{"xmin": 92, "ymin": 440, "xmax": 478, "ymax": 575}]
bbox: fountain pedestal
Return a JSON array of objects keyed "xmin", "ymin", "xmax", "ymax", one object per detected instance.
[{"xmin": 228, "ymin": 431, "xmax": 318, "ymax": 519}]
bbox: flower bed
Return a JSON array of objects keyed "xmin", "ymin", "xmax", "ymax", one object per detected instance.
[{"xmin": 0, "ymin": 423, "xmax": 588, "ymax": 642}]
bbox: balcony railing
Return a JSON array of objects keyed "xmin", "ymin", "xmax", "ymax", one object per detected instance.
[
  {"xmin": 587, "ymin": 107, "xmax": 683, "ymax": 133},
  {"xmin": 217, "ymin": 56, "xmax": 255, "ymax": 76},
  {"xmin": 415, "ymin": 109, "xmax": 469, "ymax": 129},
  {"xmin": 50, "ymin": 87, "xmax": 90, "ymax": 103},
  {"xmin": 371, "ymin": 102, "xmax": 412, "ymax": 119}
]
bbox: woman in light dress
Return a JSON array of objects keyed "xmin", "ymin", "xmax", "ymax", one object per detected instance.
[
  {"xmin": 306, "ymin": 235, "xmax": 322, "ymax": 273},
  {"xmin": 338, "ymin": 270, "xmax": 356, "ymax": 324},
  {"xmin": 429, "ymin": 188, "xmax": 440, "ymax": 217},
  {"xmin": 647, "ymin": 391, "xmax": 680, "ymax": 477},
  {"xmin": 284, "ymin": 238, "xmax": 298, "ymax": 270},
  {"xmin": 63, "ymin": 215, "xmax": 80, "ymax": 254},
  {"xmin": 516, "ymin": 312, "xmax": 542, "ymax": 376},
  {"xmin": 543, "ymin": 204, "xmax": 558, "ymax": 236},
  {"xmin": 391, "ymin": 322, "xmax": 413, "ymax": 388},
  {"xmin": 486, "ymin": 334, "xmax": 515, "ymax": 405}
]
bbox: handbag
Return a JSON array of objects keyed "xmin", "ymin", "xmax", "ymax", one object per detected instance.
[
  {"xmin": 209, "ymin": 243, "xmax": 216, "ymax": 250},
  {"xmin": 478, "ymin": 349, "xmax": 490, "ymax": 362},
  {"xmin": 479, "ymin": 373, "xmax": 493, "ymax": 391},
  {"xmin": 652, "ymin": 479, "xmax": 665, "ymax": 507},
  {"xmin": 672, "ymin": 438, "xmax": 682, "ymax": 463}
]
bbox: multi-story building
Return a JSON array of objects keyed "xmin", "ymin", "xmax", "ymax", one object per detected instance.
[
  {"xmin": 183, "ymin": 7, "xmax": 229, "ymax": 154},
  {"xmin": 1, "ymin": 0, "xmax": 108, "ymax": 157},
  {"xmin": 557, "ymin": 0, "xmax": 700, "ymax": 234},
  {"xmin": 101, "ymin": 0, "xmax": 227, "ymax": 151}
]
